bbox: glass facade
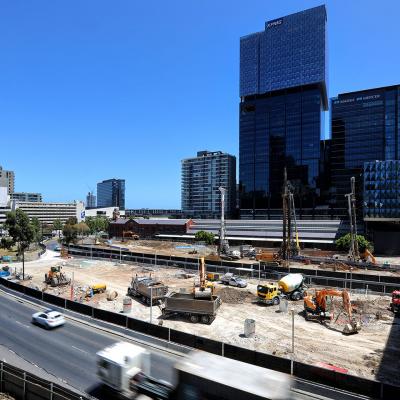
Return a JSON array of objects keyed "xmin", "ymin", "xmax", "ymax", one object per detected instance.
[
  {"xmin": 181, "ymin": 151, "xmax": 236, "ymax": 218},
  {"xmin": 364, "ymin": 161, "xmax": 400, "ymax": 220},
  {"xmin": 97, "ymin": 179, "xmax": 125, "ymax": 210},
  {"xmin": 240, "ymin": 5, "xmax": 327, "ymax": 107},
  {"xmin": 239, "ymin": 6, "xmax": 328, "ymax": 218},
  {"xmin": 330, "ymin": 85, "xmax": 400, "ymax": 214},
  {"xmin": 240, "ymin": 86, "xmax": 325, "ymax": 213}
]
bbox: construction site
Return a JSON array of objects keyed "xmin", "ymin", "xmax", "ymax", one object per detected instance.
[{"xmin": 2, "ymin": 174, "xmax": 399, "ymax": 388}]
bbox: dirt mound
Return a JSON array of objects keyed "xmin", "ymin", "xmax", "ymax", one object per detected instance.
[{"xmin": 216, "ymin": 287, "xmax": 257, "ymax": 304}]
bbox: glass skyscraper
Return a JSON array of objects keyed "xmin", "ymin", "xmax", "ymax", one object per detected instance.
[
  {"xmin": 97, "ymin": 179, "xmax": 125, "ymax": 210},
  {"xmin": 330, "ymin": 85, "xmax": 400, "ymax": 214},
  {"xmin": 239, "ymin": 6, "xmax": 328, "ymax": 218}
]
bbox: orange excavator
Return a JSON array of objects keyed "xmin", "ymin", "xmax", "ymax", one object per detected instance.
[{"xmin": 303, "ymin": 288, "xmax": 361, "ymax": 335}]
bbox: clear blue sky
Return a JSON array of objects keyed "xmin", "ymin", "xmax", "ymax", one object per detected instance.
[{"xmin": 1, "ymin": 0, "xmax": 399, "ymax": 208}]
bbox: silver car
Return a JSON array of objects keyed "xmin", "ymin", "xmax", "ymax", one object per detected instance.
[
  {"xmin": 229, "ymin": 277, "xmax": 247, "ymax": 288},
  {"xmin": 32, "ymin": 310, "xmax": 65, "ymax": 329}
]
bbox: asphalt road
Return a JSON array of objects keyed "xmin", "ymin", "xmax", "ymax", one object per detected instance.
[{"xmin": 0, "ymin": 291, "xmax": 178, "ymax": 398}]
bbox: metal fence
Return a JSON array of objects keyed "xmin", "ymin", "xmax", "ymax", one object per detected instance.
[
  {"xmin": 0, "ymin": 361, "xmax": 88, "ymax": 400},
  {"xmin": 67, "ymin": 244, "xmax": 400, "ymax": 295}
]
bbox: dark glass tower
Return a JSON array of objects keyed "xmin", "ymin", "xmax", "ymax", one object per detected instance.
[
  {"xmin": 330, "ymin": 85, "xmax": 400, "ymax": 214},
  {"xmin": 239, "ymin": 6, "xmax": 328, "ymax": 218},
  {"xmin": 97, "ymin": 179, "xmax": 125, "ymax": 210}
]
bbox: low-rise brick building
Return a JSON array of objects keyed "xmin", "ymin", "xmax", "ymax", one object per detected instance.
[{"xmin": 108, "ymin": 218, "xmax": 193, "ymax": 239}]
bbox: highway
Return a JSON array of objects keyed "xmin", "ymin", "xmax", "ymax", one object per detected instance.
[
  {"xmin": 0, "ymin": 289, "xmax": 179, "ymax": 398},
  {"xmin": 0, "ymin": 286, "xmax": 374, "ymax": 400}
]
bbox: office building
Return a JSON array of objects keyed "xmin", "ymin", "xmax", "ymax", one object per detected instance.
[
  {"xmin": 0, "ymin": 166, "xmax": 15, "ymax": 194},
  {"xmin": 97, "ymin": 179, "xmax": 125, "ymax": 210},
  {"xmin": 86, "ymin": 191, "xmax": 96, "ymax": 209},
  {"xmin": 11, "ymin": 201, "xmax": 85, "ymax": 224},
  {"xmin": 85, "ymin": 206, "xmax": 125, "ymax": 219},
  {"xmin": 330, "ymin": 85, "xmax": 400, "ymax": 213},
  {"xmin": 239, "ymin": 5, "xmax": 328, "ymax": 218},
  {"xmin": 181, "ymin": 151, "xmax": 236, "ymax": 218},
  {"xmin": 364, "ymin": 160, "xmax": 400, "ymax": 221},
  {"xmin": 11, "ymin": 192, "xmax": 42, "ymax": 202}
]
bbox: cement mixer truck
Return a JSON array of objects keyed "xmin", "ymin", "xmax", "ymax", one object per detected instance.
[{"xmin": 257, "ymin": 273, "xmax": 306, "ymax": 304}]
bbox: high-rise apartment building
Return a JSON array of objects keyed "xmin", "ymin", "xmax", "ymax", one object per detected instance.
[
  {"xmin": 11, "ymin": 192, "xmax": 42, "ymax": 202},
  {"xmin": 330, "ymin": 85, "xmax": 400, "ymax": 214},
  {"xmin": 86, "ymin": 191, "xmax": 96, "ymax": 209},
  {"xmin": 97, "ymin": 179, "xmax": 125, "ymax": 210},
  {"xmin": 181, "ymin": 151, "xmax": 236, "ymax": 218},
  {"xmin": 239, "ymin": 5, "xmax": 328, "ymax": 218},
  {"xmin": 0, "ymin": 166, "xmax": 15, "ymax": 194}
]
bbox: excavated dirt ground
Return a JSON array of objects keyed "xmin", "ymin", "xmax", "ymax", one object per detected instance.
[{"xmin": 12, "ymin": 248, "xmax": 400, "ymax": 386}]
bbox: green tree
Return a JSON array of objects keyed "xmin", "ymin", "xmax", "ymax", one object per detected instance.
[
  {"xmin": 5, "ymin": 209, "xmax": 35, "ymax": 280},
  {"xmin": 0, "ymin": 237, "xmax": 14, "ymax": 250},
  {"xmin": 30, "ymin": 217, "xmax": 42, "ymax": 243},
  {"xmin": 194, "ymin": 230, "xmax": 215, "ymax": 245},
  {"xmin": 53, "ymin": 219, "xmax": 63, "ymax": 239},
  {"xmin": 335, "ymin": 233, "xmax": 372, "ymax": 253},
  {"xmin": 62, "ymin": 223, "xmax": 78, "ymax": 248},
  {"xmin": 76, "ymin": 221, "xmax": 90, "ymax": 242},
  {"xmin": 86, "ymin": 216, "xmax": 109, "ymax": 235}
]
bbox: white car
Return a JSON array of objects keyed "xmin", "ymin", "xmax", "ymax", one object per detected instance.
[{"xmin": 32, "ymin": 310, "xmax": 65, "ymax": 329}]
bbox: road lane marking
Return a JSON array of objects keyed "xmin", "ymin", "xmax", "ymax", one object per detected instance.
[
  {"xmin": 15, "ymin": 320, "xmax": 30, "ymax": 328},
  {"xmin": 71, "ymin": 345, "xmax": 88, "ymax": 355}
]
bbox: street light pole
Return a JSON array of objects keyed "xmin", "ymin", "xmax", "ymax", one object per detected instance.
[
  {"xmin": 291, "ymin": 307, "xmax": 295, "ymax": 375},
  {"xmin": 150, "ymin": 286, "xmax": 153, "ymax": 324}
]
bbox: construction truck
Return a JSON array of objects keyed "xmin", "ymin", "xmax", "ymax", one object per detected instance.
[
  {"xmin": 44, "ymin": 266, "xmax": 71, "ymax": 287},
  {"xmin": 127, "ymin": 275, "xmax": 168, "ymax": 305},
  {"xmin": 161, "ymin": 292, "xmax": 221, "ymax": 324},
  {"xmin": 390, "ymin": 290, "xmax": 400, "ymax": 316},
  {"xmin": 256, "ymin": 250, "xmax": 281, "ymax": 266},
  {"xmin": 303, "ymin": 288, "xmax": 361, "ymax": 334},
  {"xmin": 257, "ymin": 273, "xmax": 306, "ymax": 304},
  {"xmin": 96, "ymin": 342, "xmax": 293, "ymax": 400}
]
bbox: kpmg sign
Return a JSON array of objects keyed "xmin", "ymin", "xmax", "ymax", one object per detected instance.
[{"xmin": 266, "ymin": 18, "xmax": 283, "ymax": 28}]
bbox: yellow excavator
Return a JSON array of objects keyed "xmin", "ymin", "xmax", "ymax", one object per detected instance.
[
  {"xmin": 303, "ymin": 288, "xmax": 361, "ymax": 335},
  {"xmin": 193, "ymin": 257, "xmax": 214, "ymax": 299}
]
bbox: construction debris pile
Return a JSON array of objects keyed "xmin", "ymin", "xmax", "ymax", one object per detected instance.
[{"xmin": 215, "ymin": 287, "xmax": 257, "ymax": 304}]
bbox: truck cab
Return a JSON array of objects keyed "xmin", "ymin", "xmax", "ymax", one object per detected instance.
[
  {"xmin": 96, "ymin": 342, "xmax": 151, "ymax": 396},
  {"xmin": 257, "ymin": 283, "xmax": 280, "ymax": 305},
  {"xmin": 390, "ymin": 290, "xmax": 400, "ymax": 315}
]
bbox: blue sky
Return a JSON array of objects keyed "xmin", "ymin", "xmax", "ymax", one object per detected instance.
[{"xmin": 1, "ymin": 0, "xmax": 399, "ymax": 208}]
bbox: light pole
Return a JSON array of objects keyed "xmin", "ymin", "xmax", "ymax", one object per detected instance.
[
  {"xmin": 291, "ymin": 307, "xmax": 295, "ymax": 375},
  {"xmin": 150, "ymin": 286, "xmax": 153, "ymax": 324}
]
